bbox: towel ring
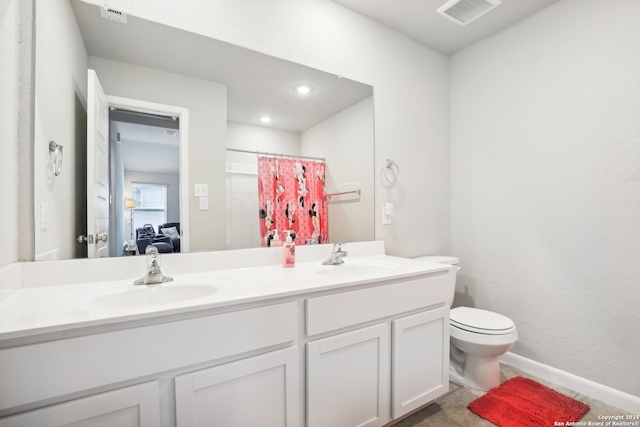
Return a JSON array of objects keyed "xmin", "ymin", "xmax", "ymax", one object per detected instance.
[
  {"xmin": 380, "ymin": 159, "xmax": 399, "ymax": 187},
  {"xmin": 49, "ymin": 140, "xmax": 64, "ymax": 177}
]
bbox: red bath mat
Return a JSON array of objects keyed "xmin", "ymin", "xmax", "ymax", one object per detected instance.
[{"xmin": 468, "ymin": 376, "xmax": 590, "ymax": 427}]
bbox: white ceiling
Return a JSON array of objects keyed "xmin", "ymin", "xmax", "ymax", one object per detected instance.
[
  {"xmin": 71, "ymin": 0, "xmax": 373, "ymax": 133},
  {"xmin": 330, "ymin": 0, "xmax": 561, "ymax": 55},
  {"xmin": 114, "ymin": 122, "xmax": 179, "ymax": 148},
  {"xmin": 112, "ymin": 121, "xmax": 180, "ymax": 174}
]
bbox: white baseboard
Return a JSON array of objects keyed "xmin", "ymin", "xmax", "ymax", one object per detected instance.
[{"xmin": 500, "ymin": 352, "xmax": 640, "ymax": 414}]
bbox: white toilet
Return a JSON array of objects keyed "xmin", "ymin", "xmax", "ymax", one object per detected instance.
[{"xmin": 415, "ymin": 256, "xmax": 518, "ymax": 391}]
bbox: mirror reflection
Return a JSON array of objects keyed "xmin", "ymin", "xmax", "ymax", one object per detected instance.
[
  {"xmin": 110, "ymin": 109, "xmax": 181, "ymax": 257},
  {"xmin": 34, "ymin": 0, "xmax": 374, "ymax": 261}
]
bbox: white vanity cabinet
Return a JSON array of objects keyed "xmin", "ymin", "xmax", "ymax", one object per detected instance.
[
  {"xmin": 175, "ymin": 347, "xmax": 299, "ymax": 427},
  {"xmin": 0, "ymin": 253, "xmax": 454, "ymax": 427},
  {"xmin": 0, "ymin": 381, "xmax": 160, "ymax": 427},
  {"xmin": 305, "ymin": 273, "xmax": 451, "ymax": 426}
]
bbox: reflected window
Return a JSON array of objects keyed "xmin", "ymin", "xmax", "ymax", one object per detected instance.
[{"xmin": 132, "ymin": 183, "xmax": 167, "ymax": 231}]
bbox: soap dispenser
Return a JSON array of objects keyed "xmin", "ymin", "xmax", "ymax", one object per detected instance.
[
  {"xmin": 283, "ymin": 230, "xmax": 295, "ymax": 268},
  {"xmin": 271, "ymin": 230, "xmax": 282, "ymax": 247}
]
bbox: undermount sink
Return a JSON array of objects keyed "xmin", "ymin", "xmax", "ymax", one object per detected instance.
[
  {"xmin": 315, "ymin": 260, "xmax": 401, "ymax": 277},
  {"xmin": 85, "ymin": 279, "xmax": 226, "ymax": 310}
]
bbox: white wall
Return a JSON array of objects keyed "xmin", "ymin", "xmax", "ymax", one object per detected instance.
[
  {"xmin": 302, "ymin": 97, "xmax": 374, "ymax": 244},
  {"xmin": 33, "ymin": 0, "xmax": 88, "ymax": 261},
  {"xmin": 0, "ymin": 0, "xmax": 21, "ymax": 267},
  {"xmin": 82, "ymin": 0, "xmax": 452, "ymax": 258},
  {"xmin": 125, "ymin": 171, "xmax": 180, "ymax": 223},
  {"xmin": 225, "ymin": 122, "xmax": 300, "ymax": 249},
  {"xmin": 451, "ymin": 0, "xmax": 640, "ymax": 396},
  {"xmin": 226, "ymin": 121, "xmax": 301, "ymax": 163},
  {"xmin": 88, "ymin": 56, "xmax": 228, "ymax": 252}
]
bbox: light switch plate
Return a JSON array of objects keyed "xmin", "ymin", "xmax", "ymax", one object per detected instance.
[
  {"xmin": 382, "ymin": 204, "xmax": 392, "ymax": 225},
  {"xmin": 199, "ymin": 197, "xmax": 209, "ymax": 211},
  {"xmin": 194, "ymin": 184, "xmax": 209, "ymax": 197}
]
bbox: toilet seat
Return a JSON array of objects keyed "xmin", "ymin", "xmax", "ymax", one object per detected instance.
[{"xmin": 450, "ymin": 307, "xmax": 515, "ymax": 335}]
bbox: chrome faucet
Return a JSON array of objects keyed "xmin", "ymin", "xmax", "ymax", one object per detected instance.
[
  {"xmin": 134, "ymin": 246, "xmax": 173, "ymax": 285},
  {"xmin": 322, "ymin": 243, "xmax": 348, "ymax": 265}
]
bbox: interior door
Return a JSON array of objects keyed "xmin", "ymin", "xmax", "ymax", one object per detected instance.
[{"xmin": 87, "ymin": 69, "xmax": 110, "ymax": 258}]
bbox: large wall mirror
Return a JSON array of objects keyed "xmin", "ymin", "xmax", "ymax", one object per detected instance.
[{"xmin": 34, "ymin": 0, "xmax": 374, "ymax": 261}]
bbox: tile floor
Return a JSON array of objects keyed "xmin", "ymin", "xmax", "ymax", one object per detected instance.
[{"xmin": 394, "ymin": 363, "xmax": 635, "ymax": 427}]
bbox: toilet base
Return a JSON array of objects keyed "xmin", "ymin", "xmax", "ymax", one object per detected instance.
[{"xmin": 449, "ymin": 354, "xmax": 502, "ymax": 391}]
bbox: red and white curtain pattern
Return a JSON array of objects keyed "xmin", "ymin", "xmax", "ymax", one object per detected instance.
[{"xmin": 257, "ymin": 156, "xmax": 328, "ymax": 246}]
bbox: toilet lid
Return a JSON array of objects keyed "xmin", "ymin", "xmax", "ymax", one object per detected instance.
[{"xmin": 450, "ymin": 307, "xmax": 515, "ymax": 335}]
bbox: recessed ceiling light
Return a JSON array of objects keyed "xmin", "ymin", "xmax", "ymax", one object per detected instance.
[
  {"xmin": 260, "ymin": 116, "xmax": 273, "ymax": 123},
  {"xmin": 294, "ymin": 84, "xmax": 313, "ymax": 94}
]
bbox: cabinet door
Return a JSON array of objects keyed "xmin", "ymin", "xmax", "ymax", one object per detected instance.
[
  {"xmin": 175, "ymin": 347, "xmax": 299, "ymax": 427},
  {"xmin": 0, "ymin": 381, "xmax": 159, "ymax": 427},
  {"xmin": 307, "ymin": 323, "xmax": 390, "ymax": 427},
  {"xmin": 392, "ymin": 306, "xmax": 449, "ymax": 418}
]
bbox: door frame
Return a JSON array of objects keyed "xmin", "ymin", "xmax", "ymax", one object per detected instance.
[{"xmin": 108, "ymin": 95, "xmax": 190, "ymax": 253}]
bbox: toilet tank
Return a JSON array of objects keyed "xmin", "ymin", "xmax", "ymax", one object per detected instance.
[{"xmin": 413, "ymin": 256, "xmax": 460, "ymax": 307}]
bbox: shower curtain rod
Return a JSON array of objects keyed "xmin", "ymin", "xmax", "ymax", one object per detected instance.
[{"xmin": 226, "ymin": 148, "xmax": 325, "ymax": 162}]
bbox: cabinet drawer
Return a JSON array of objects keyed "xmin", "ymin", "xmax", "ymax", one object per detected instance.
[{"xmin": 306, "ymin": 272, "xmax": 450, "ymax": 336}]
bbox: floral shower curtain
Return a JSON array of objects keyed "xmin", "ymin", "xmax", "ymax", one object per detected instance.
[{"xmin": 257, "ymin": 156, "xmax": 328, "ymax": 246}]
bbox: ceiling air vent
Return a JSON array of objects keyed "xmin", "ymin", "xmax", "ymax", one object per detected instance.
[
  {"xmin": 100, "ymin": 6, "xmax": 128, "ymax": 24},
  {"xmin": 436, "ymin": 0, "xmax": 501, "ymax": 26}
]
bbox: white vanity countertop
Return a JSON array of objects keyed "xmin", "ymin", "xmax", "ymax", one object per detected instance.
[{"xmin": 0, "ymin": 254, "xmax": 450, "ymax": 344}]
